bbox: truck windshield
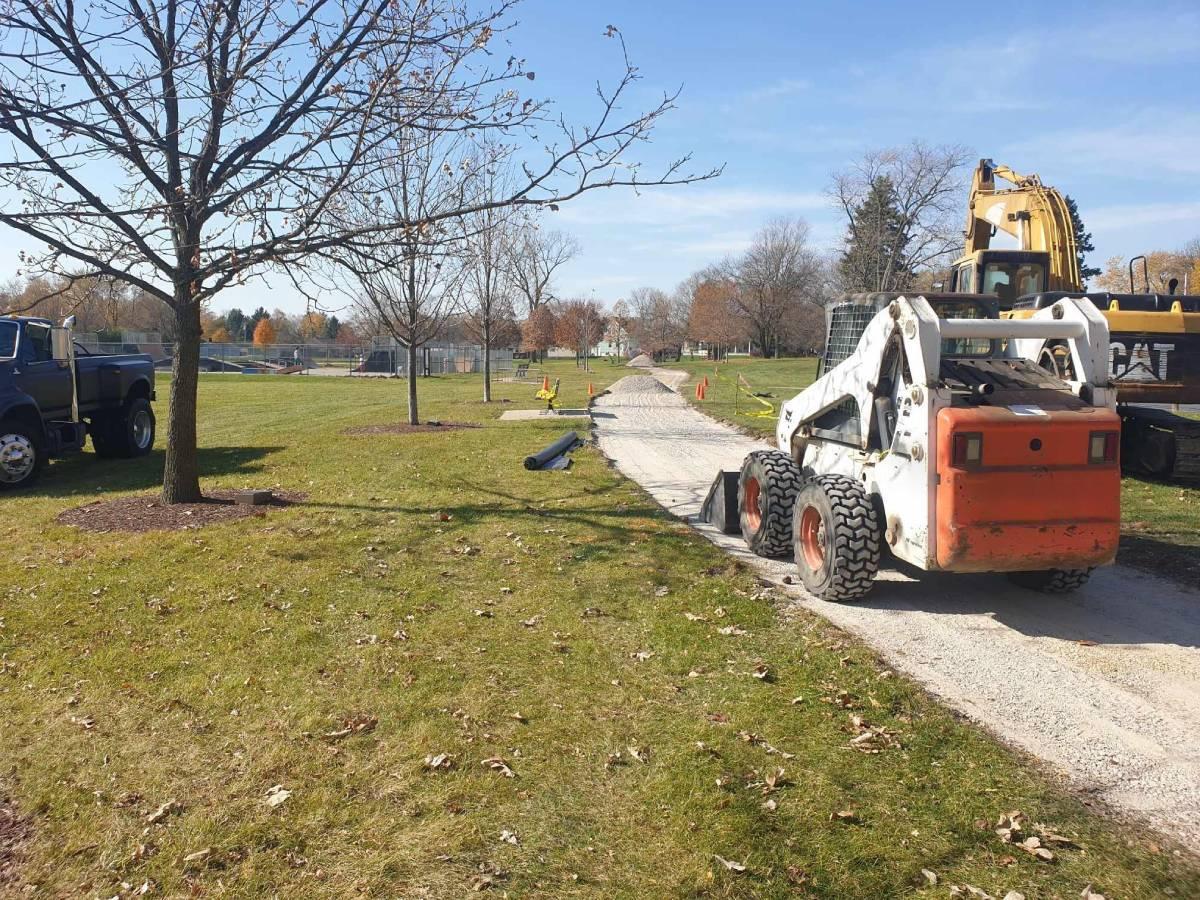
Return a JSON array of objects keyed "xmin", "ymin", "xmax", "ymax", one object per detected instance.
[{"xmin": 0, "ymin": 321, "xmax": 17, "ymax": 359}]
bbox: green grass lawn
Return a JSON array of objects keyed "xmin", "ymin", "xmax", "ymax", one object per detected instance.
[
  {"xmin": 666, "ymin": 356, "xmax": 1200, "ymax": 586},
  {"xmin": 2, "ymin": 360, "xmax": 1196, "ymax": 898}
]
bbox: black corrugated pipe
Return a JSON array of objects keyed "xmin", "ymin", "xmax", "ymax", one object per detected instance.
[{"xmin": 524, "ymin": 432, "xmax": 581, "ymax": 470}]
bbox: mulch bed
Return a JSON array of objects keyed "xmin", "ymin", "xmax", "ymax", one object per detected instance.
[
  {"xmin": 1, "ymin": 790, "xmax": 30, "ymax": 889},
  {"xmin": 342, "ymin": 421, "xmax": 479, "ymax": 436},
  {"xmin": 56, "ymin": 489, "xmax": 304, "ymax": 534}
]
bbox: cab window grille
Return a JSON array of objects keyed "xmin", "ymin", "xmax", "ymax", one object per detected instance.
[{"xmin": 821, "ymin": 304, "xmax": 877, "ymax": 375}]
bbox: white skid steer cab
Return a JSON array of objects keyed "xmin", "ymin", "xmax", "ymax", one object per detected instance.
[{"xmin": 711, "ymin": 292, "xmax": 1122, "ymax": 601}]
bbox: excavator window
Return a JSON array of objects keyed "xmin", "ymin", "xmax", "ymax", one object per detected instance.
[
  {"xmin": 955, "ymin": 265, "xmax": 975, "ymax": 293},
  {"xmin": 981, "ymin": 261, "xmax": 1045, "ymax": 305}
]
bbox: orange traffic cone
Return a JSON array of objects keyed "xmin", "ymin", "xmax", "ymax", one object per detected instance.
[
  {"xmin": 702, "ymin": 376, "xmax": 709, "ymax": 388},
  {"xmin": 588, "ymin": 382, "xmax": 595, "ymax": 398},
  {"xmin": 541, "ymin": 375, "xmax": 550, "ymax": 391}
]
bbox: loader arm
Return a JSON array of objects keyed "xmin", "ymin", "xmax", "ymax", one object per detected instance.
[{"xmin": 777, "ymin": 295, "xmax": 1114, "ymax": 456}]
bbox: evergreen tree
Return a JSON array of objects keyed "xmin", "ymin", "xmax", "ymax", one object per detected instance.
[
  {"xmin": 246, "ymin": 306, "xmax": 270, "ymax": 342},
  {"xmin": 838, "ymin": 176, "xmax": 914, "ymax": 292},
  {"xmin": 1064, "ymin": 195, "xmax": 1101, "ymax": 285},
  {"xmin": 324, "ymin": 315, "xmax": 341, "ymax": 340},
  {"xmin": 224, "ymin": 308, "xmax": 247, "ymax": 342}
]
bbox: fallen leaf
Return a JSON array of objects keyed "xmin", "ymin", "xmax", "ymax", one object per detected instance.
[
  {"xmin": 683, "ymin": 612, "xmax": 708, "ymax": 622},
  {"xmin": 712, "ymin": 854, "xmax": 746, "ymax": 874},
  {"xmin": 482, "ymin": 756, "xmax": 516, "ymax": 778},
  {"xmin": 323, "ymin": 714, "xmax": 378, "ymax": 741},
  {"xmin": 830, "ymin": 809, "xmax": 858, "ymax": 824},
  {"xmin": 717, "ymin": 625, "xmax": 748, "ymax": 637},
  {"xmin": 949, "ymin": 887, "xmax": 993, "ymax": 900},
  {"xmin": 265, "ymin": 785, "xmax": 291, "ymax": 808},
  {"xmin": 1001, "ymin": 892, "xmax": 1026, "ymax": 900},
  {"xmin": 146, "ymin": 800, "xmax": 180, "ymax": 825},
  {"xmin": 1080, "ymin": 886, "xmax": 1107, "ymax": 900},
  {"xmin": 654, "ymin": 585, "xmax": 670, "ymax": 597},
  {"xmin": 509, "ymin": 712, "xmax": 527, "ymax": 723},
  {"xmin": 498, "ymin": 829, "xmax": 519, "ymax": 845},
  {"xmin": 1077, "ymin": 639, "xmax": 1098, "ymax": 647},
  {"xmin": 424, "ymin": 752, "xmax": 454, "ymax": 771},
  {"xmin": 69, "ymin": 714, "xmax": 96, "ymax": 730},
  {"xmin": 750, "ymin": 663, "xmax": 771, "ymax": 681},
  {"xmin": 630, "ymin": 650, "xmax": 654, "ymax": 662},
  {"xmin": 182, "ymin": 847, "xmax": 213, "ymax": 867},
  {"xmin": 627, "ymin": 745, "xmax": 650, "ymax": 763},
  {"xmin": 921, "ymin": 868, "xmax": 938, "ymax": 885}
]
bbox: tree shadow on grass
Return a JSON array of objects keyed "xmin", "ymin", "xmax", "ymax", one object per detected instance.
[
  {"xmin": 25, "ymin": 446, "xmax": 284, "ymax": 500},
  {"xmin": 304, "ymin": 479, "xmax": 677, "ymax": 559}
]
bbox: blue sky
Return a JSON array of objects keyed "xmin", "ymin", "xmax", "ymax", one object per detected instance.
[
  {"xmin": 3, "ymin": 0, "xmax": 1197, "ymax": 315},
  {"xmin": 510, "ymin": 0, "xmax": 1200, "ymax": 306}
]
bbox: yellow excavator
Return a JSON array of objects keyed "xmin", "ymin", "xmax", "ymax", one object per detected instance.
[{"xmin": 950, "ymin": 159, "xmax": 1200, "ymax": 481}]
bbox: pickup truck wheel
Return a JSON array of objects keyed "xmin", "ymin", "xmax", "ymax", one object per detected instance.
[
  {"xmin": 92, "ymin": 398, "xmax": 155, "ymax": 458},
  {"xmin": 792, "ymin": 475, "xmax": 881, "ymax": 602},
  {"xmin": 0, "ymin": 420, "xmax": 44, "ymax": 490},
  {"xmin": 738, "ymin": 450, "xmax": 803, "ymax": 558}
]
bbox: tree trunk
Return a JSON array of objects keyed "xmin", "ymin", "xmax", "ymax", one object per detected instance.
[
  {"xmin": 161, "ymin": 296, "xmax": 203, "ymax": 503},
  {"xmin": 482, "ymin": 323, "xmax": 492, "ymax": 403},
  {"xmin": 406, "ymin": 342, "xmax": 419, "ymax": 425}
]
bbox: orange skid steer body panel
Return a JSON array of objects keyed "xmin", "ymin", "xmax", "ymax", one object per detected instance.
[{"xmin": 934, "ymin": 405, "xmax": 1121, "ymax": 572}]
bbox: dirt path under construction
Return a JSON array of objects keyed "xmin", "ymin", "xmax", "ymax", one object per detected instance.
[{"xmin": 593, "ymin": 369, "xmax": 1200, "ymax": 852}]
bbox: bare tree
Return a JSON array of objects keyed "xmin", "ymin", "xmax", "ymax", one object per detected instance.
[
  {"xmin": 831, "ymin": 141, "xmax": 969, "ymax": 293},
  {"xmin": 630, "ymin": 287, "xmax": 687, "ymax": 359},
  {"xmin": 688, "ymin": 277, "xmax": 746, "ymax": 359},
  {"xmin": 0, "ymin": 5, "xmax": 718, "ymax": 501},
  {"xmin": 343, "ymin": 135, "xmax": 468, "ymax": 425},
  {"xmin": 506, "ymin": 223, "xmax": 580, "ymax": 324},
  {"xmin": 462, "ymin": 163, "xmax": 517, "ymax": 403},
  {"xmin": 606, "ymin": 299, "xmax": 633, "ymax": 359},
  {"xmin": 554, "ymin": 298, "xmax": 604, "ymax": 371},
  {"xmin": 733, "ymin": 219, "xmax": 821, "ymax": 356}
]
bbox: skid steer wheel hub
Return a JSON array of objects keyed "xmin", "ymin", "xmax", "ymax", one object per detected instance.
[
  {"xmin": 744, "ymin": 477, "xmax": 762, "ymax": 531},
  {"xmin": 0, "ymin": 433, "xmax": 35, "ymax": 483},
  {"xmin": 791, "ymin": 475, "xmax": 881, "ymax": 602},
  {"xmin": 737, "ymin": 450, "xmax": 803, "ymax": 559},
  {"xmin": 797, "ymin": 504, "xmax": 826, "ymax": 569}
]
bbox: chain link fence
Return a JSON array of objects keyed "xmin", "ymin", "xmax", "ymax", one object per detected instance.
[{"xmin": 76, "ymin": 333, "xmax": 515, "ymax": 376}]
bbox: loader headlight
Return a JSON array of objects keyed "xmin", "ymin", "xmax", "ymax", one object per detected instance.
[
  {"xmin": 1089, "ymin": 431, "xmax": 1119, "ymax": 464},
  {"xmin": 952, "ymin": 432, "xmax": 983, "ymax": 468}
]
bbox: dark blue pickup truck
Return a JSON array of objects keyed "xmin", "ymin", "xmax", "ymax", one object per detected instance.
[{"xmin": 0, "ymin": 316, "xmax": 156, "ymax": 489}]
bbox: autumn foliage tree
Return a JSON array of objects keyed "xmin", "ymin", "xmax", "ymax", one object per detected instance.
[
  {"xmin": 522, "ymin": 306, "xmax": 558, "ymax": 360},
  {"xmin": 688, "ymin": 279, "xmax": 746, "ymax": 358},
  {"xmin": 252, "ymin": 317, "xmax": 277, "ymax": 348},
  {"xmin": 554, "ymin": 300, "xmax": 605, "ymax": 368}
]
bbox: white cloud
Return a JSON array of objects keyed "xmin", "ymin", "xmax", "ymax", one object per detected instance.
[
  {"xmin": 554, "ymin": 187, "xmax": 828, "ymax": 228},
  {"xmin": 1002, "ymin": 110, "xmax": 1200, "ymax": 178},
  {"xmin": 1084, "ymin": 200, "xmax": 1200, "ymax": 233}
]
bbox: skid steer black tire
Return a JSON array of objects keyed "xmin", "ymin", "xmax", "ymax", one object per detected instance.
[
  {"xmin": 738, "ymin": 450, "xmax": 802, "ymax": 558},
  {"xmin": 1007, "ymin": 568, "xmax": 1092, "ymax": 594},
  {"xmin": 792, "ymin": 475, "xmax": 881, "ymax": 602}
]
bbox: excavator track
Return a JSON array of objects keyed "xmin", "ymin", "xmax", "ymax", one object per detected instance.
[{"xmin": 1121, "ymin": 405, "xmax": 1200, "ymax": 482}]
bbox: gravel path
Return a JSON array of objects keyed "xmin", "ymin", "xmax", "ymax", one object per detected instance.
[{"xmin": 593, "ymin": 369, "xmax": 1200, "ymax": 851}]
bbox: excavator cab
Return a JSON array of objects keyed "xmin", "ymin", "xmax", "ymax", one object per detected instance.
[{"xmin": 951, "ymin": 249, "xmax": 1049, "ymax": 308}]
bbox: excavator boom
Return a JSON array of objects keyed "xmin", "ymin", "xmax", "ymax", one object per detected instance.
[{"xmin": 963, "ymin": 159, "xmax": 1080, "ymax": 291}]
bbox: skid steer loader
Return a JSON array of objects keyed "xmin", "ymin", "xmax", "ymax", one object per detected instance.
[{"xmin": 733, "ymin": 292, "xmax": 1121, "ymax": 601}]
